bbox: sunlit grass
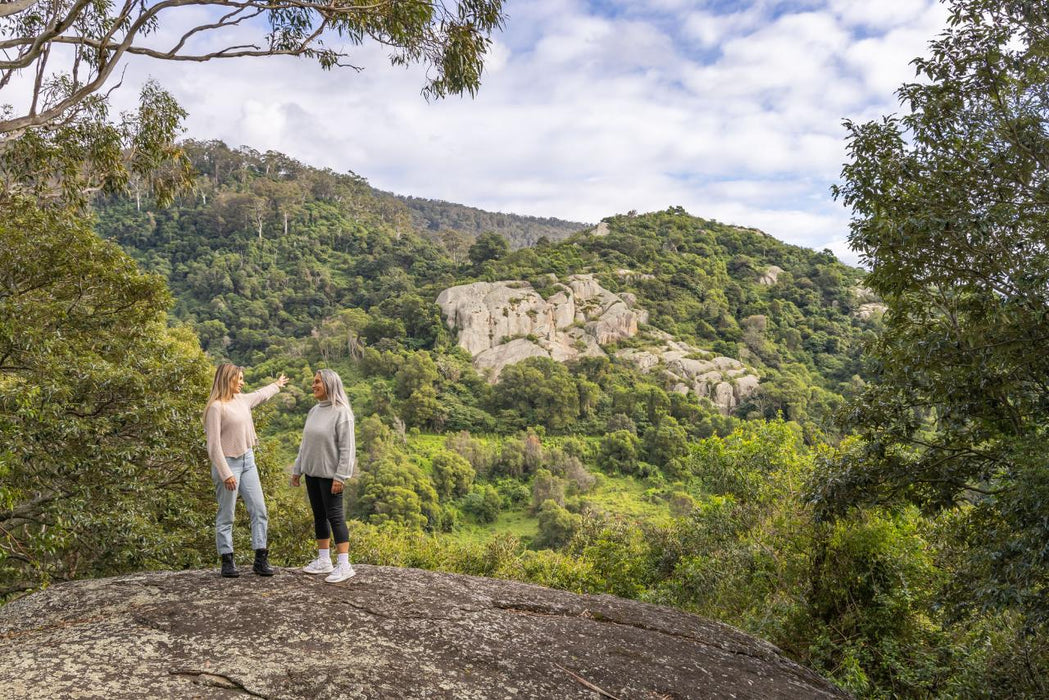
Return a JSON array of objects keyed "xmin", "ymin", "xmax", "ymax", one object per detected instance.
[{"xmin": 585, "ymin": 473, "xmax": 668, "ymax": 519}]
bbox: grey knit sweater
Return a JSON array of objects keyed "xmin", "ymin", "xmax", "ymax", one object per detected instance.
[{"xmin": 292, "ymin": 401, "xmax": 356, "ymax": 482}]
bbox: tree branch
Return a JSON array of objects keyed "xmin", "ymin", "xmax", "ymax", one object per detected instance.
[
  {"xmin": 0, "ymin": 492, "xmax": 57, "ymax": 524},
  {"xmin": 0, "ymin": 0, "xmax": 500, "ymax": 135}
]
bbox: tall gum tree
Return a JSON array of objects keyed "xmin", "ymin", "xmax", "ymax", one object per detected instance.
[{"xmin": 0, "ymin": 198, "xmax": 216, "ymax": 597}]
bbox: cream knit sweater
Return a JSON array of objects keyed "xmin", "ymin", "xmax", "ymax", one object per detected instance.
[{"xmin": 205, "ymin": 383, "xmax": 281, "ymax": 481}]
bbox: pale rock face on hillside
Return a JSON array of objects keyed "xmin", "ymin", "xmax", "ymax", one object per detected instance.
[
  {"xmin": 437, "ymin": 276, "xmax": 762, "ymax": 414},
  {"xmin": 850, "ymin": 286, "xmax": 887, "ymax": 320},
  {"xmin": 617, "ymin": 332, "xmax": 761, "ymax": 414},
  {"xmin": 436, "ymin": 275, "xmax": 647, "ymax": 380},
  {"xmin": 855, "ymin": 303, "xmax": 887, "ymax": 320},
  {"xmin": 759, "ymin": 265, "xmax": 784, "ymax": 285},
  {"xmin": 851, "ymin": 285, "xmax": 880, "ymax": 304}
]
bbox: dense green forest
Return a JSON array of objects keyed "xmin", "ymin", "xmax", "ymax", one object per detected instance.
[
  {"xmin": 4, "ymin": 1, "xmax": 1049, "ymax": 697},
  {"xmin": 5, "ymin": 129, "xmax": 1040, "ymax": 696},
  {"xmin": 97, "ymin": 140, "xmax": 875, "ymax": 435}
]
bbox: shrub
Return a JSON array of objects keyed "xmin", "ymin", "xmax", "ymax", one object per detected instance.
[
  {"xmin": 460, "ymin": 484, "xmax": 501, "ymax": 524},
  {"xmin": 598, "ymin": 430, "xmax": 640, "ymax": 474},
  {"xmin": 431, "ymin": 450, "xmax": 475, "ymax": 500},
  {"xmin": 533, "ymin": 500, "xmax": 581, "ymax": 550}
]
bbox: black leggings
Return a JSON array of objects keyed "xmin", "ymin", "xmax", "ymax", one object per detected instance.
[{"xmin": 305, "ymin": 475, "xmax": 349, "ymax": 544}]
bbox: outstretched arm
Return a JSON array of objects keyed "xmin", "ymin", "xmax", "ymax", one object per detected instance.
[{"xmin": 244, "ymin": 373, "xmax": 288, "ymax": 408}]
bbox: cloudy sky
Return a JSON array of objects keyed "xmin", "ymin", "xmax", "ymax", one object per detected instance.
[{"xmin": 111, "ymin": 0, "xmax": 949, "ymax": 265}]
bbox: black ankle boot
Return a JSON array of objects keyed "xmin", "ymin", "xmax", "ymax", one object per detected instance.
[
  {"xmin": 221, "ymin": 552, "xmax": 239, "ymax": 578},
  {"xmin": 253, "ymin": 548, "xmax": 274, "ymax": 576}
]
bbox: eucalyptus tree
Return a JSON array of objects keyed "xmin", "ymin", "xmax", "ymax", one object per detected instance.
[
  {"xmin": 0, "ymin": 0, "xmax": 506, "ymax": 205},
  {"xmin": 0, "ymin": 198, "xmax": 216, "ymax": 597}
]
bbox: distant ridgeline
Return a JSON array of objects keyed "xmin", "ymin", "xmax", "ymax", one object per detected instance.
[
  {"xmin": 396, "ymin": 194, "xmax": 587, "ymax": 249},
  {"xmin": 94, "ymin": 140, "xmax": 878, "ymax": 433}
]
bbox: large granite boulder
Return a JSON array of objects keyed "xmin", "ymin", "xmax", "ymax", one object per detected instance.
[
  {"xmin": 855, "ymin": 303, "xmax": 887, "ymax": 320},
  {"xmin": 435, "ymin": 281, "xmax": 564, "ymax": 356},
  {"xmin": 850, "ymin": 286, "xmax": 886, "ymax": 320},
  {"xmin": 759, "ymin": 266, "xmax": 784, "ymax": 285},
  {"xmin": 0, "ymin": 566, "xmax": 847, "ymax": 699}
]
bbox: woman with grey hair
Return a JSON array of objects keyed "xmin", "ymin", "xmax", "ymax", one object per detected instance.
[{"xmin": 291, "ymin": 369, "xmax": 357, "ymax": 583}]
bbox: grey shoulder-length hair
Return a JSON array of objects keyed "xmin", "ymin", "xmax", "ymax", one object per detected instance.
[{"xmin": 317, "ymin": 368, "xmax": 352, "ymax": 414}]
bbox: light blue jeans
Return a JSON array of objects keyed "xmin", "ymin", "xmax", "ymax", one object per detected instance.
[{"xmin": 212, "ymin": 449, "xmax": 268, "ymax": 554}]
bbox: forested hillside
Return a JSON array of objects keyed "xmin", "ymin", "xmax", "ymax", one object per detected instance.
[
  {"xmin": 0, "ymin": 124, "xmax": 1027, "ymax": 695},
  {"xmin": 96, "ymin": 140, "xmax": 875, "ymax": 435},
  {"xmin": 72, "ymin": 126, "xmax": 1049, "ymax": 695},
  {"xmin": 89, "ymin": 139, "xmax": 980, "ymax": 697}
]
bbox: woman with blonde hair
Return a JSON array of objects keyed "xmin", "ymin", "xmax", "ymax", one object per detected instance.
[
  {"xmin": 204, "ymin": 363, "xmax": 288, "ymax": 578},
  {"xmin": 291, "ymin": 368, "xmax": 357, "ymax": 583}
]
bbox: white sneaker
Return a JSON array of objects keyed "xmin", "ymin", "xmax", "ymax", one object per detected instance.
[
  {"xmin": 302, "ymin": 557, "xmax": 334, "ymax": 574},
  {"xmin": 325, "ymin": 562, "xmax": 356, "ymax": 583}
]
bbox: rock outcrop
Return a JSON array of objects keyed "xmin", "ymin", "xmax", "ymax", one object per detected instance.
[
  {"xmin": 614, "ymin": 268, "xmax": 654, "ymax": 281},
  {"xmin": 0, "ymin": 566, "xmax": 848, "ymax": 699},
  {"xmin": 616, "ymin": 334, "xmax": 760, "ymax": 414},
  {"xmin": 850, "ymin": 285, "xmax": 879, "ymax": 304},
  {"xmin": 854, "ymin": 303, "xmax": 887, "ymax": 320},
  {"xmin": 850, "ymin": 286, "xmax": 886, "ymax": 320},
  {"xmin": 436, "ymin": 275, "xmax": 647, "ymax": 380},
  {"xmin": 759, "ymin": 266, "xmax": 784, "ymax": 285},
  {"xmin": 436, "ymin": 275, "xmax": 761, "ymax": 412}
]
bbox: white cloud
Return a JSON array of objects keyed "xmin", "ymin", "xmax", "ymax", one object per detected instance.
[
  {"xmin": 842, "ymin": 5, "xmax": 949, "ymax": 103},
  {"xmin": 682, "ymin": 8, "xmax": 764, "ymax": 48},
  {"xmin": 829, "ymin": 0, "xmax": 935, "ymax": 30}
]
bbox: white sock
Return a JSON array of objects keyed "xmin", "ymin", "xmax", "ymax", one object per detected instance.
[
  {"xmin": 337, "ymin": 552, "xmax": 349, "ymax": 566},
  {"xmin": 318, "ymin": 548, "xmax": 330, "ymax": 561}
]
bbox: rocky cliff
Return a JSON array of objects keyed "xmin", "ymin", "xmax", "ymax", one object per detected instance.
[
  {"xmin": 436, "ymin": 275, "xmax": 761, "ymax": 413},
  {"xmin": 616, "ymin": 332, "xmax": 761, "ymax": 414},
  {"xmin": 435, "ymin": 274, "xmax": 647, "ymax": 380},
  {"xmin": 0, "ymin": 566, "xmax": 848, "ymax": 699}
]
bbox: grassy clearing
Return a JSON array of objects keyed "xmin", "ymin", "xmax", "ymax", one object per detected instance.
[
  {"xmin": 584, "ymin": 473, "xmax": 668, "ymax": 520},
  {"xmin": 451, "ymin": 508, "xmax": 540, "ymax": 544}
]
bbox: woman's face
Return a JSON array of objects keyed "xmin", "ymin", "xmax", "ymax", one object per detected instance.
[
  {"xmin": 233, "ymin": 372, "xmax": 245, "ymax": 394},
  {"xmin": 312, "ymin": 374, "xmax": 328, "ymax": 400}
]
